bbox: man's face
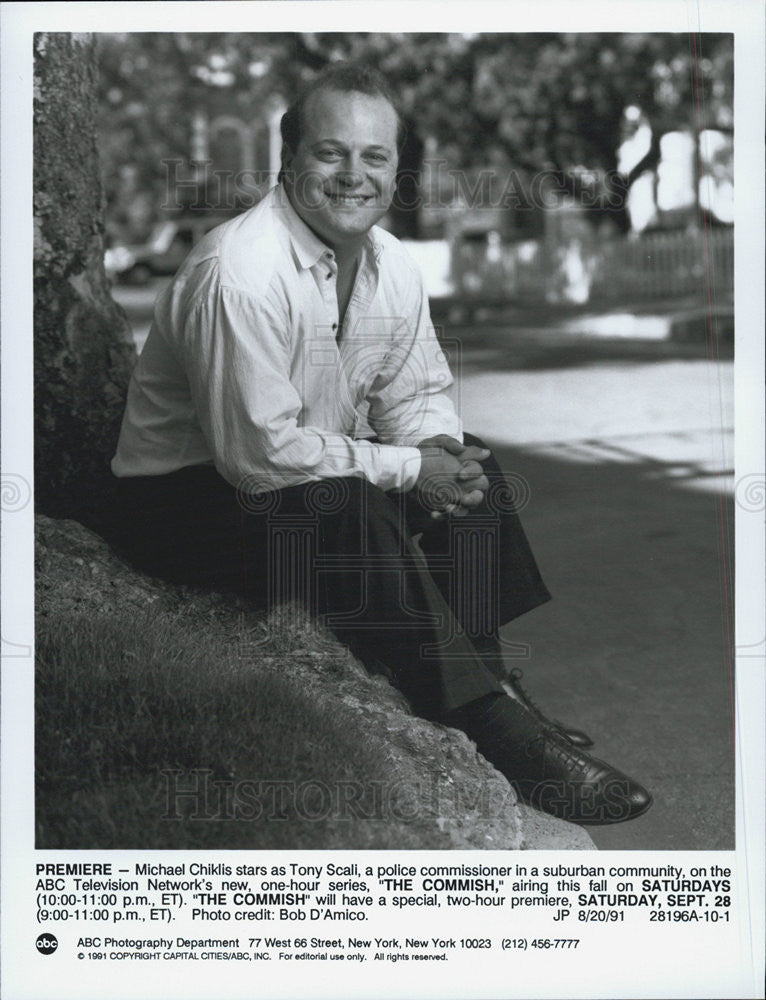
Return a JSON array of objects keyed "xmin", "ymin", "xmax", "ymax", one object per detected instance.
[{"xmin": 282, "ymin": 88, "xmax": 399, "ymax": 249}]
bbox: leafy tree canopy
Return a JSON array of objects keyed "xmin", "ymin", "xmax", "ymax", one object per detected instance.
[{"xmin": 97, "ymin": 32, "xmax": 732, "ymax": 237}]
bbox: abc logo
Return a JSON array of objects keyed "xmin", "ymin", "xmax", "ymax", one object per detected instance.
[{"xmin": 36, "ymin": 934, "xmax": 58, "ymax": 955}]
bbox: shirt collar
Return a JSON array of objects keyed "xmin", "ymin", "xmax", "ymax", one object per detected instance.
[{"xmin": 272, "ymin": 183, "xmax": 383, "ymax": 270}]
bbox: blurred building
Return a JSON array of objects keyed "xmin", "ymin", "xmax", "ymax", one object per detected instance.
[
  {"xmin": 179, "ymin": 90, "xmax": 286, "ymax": 212},
  {"xmin": 157, "ymin": 90, "xmax": 732, "ymax": 309}
]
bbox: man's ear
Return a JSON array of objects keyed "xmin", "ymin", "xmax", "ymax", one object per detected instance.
[{"xmin": 280, "ymin": 144, "xmax": 294, "ymax": 182}]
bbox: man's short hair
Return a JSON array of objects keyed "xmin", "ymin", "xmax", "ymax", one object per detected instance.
[{"xmin": 278, "ymin": 62, "xmax": 406, "ymax": 182}]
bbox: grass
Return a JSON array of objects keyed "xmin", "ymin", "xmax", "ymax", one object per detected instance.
[
  {"xmin": 35, "ymin": 513, "xmax": 527, "ymax": 852},
  {"xmin": 35, "ymin": 600, "xmax": 417, "ymax": 849}
]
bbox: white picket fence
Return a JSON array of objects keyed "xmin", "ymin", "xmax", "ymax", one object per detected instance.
[{"xmin": 450, "ymin": 228, "xmax": 734, "ymax": 305}]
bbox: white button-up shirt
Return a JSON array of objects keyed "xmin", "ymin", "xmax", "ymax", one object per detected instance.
[{"xmin": 112, "ymin": 185, "xmax": 462, "ymax": 493}]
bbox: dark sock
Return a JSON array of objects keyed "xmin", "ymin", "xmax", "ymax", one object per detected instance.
[{"xmin": 444, "ymin": 692, "xmax": 545, "ymax": 780}]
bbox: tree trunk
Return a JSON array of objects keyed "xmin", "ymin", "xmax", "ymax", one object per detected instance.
[{"xmin": 34, "ymin": 32, "xmax": 136, "ymax": 527}]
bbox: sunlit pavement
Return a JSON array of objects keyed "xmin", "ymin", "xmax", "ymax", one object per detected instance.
[
  {"xmin": 457, "ymin": 353, "xmax": 733, "ymax": 494},
  {"xmin": 114, "ymin": 280, "xmax": 736, "ymax": 849}
]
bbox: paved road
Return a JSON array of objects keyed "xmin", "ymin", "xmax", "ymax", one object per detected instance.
[
  {"xmin": 114, "ymin": 280, "xmax": 735, "ymax": 849},
  {"xmin": 456, "ymin": 333, "xmax": 734, "ymax": 850}
]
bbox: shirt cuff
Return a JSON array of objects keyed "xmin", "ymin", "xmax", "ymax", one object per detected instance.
[{"xmin": 376, "ymin": 444, "xmax": 422, "ymax": 492}]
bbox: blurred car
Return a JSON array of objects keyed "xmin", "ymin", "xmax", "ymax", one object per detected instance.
[{"xmin": 105, "ymin": 215, "xmax": 231, "ymax": 285}]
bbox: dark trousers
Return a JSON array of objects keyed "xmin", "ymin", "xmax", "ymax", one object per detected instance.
[{"xmin": 108, "ymin": 434, "xmax": 550, "ymax": 719}]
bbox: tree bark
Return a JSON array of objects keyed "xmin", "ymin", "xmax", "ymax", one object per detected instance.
[{"xmin": 34, "ymin": 32, "xmax": 136, "ymax": 526}]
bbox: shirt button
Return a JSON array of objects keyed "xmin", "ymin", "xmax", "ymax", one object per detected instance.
[{"xmin": 332, "ymin": 323, "xmax": 338, "ymax": 331}]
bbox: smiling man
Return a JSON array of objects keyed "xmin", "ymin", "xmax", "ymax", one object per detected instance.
[
  {"xmin": 109, "ymin": 63, "xmax": 651, "ymax": 827},
  {"xmin": 281, "ymin": 84, "xmax": 400, "ymax": 262}
]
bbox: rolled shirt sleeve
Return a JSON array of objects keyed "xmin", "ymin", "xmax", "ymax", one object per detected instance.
[{"xmin": 179, "ymin": 282, "xmax": 423, "ymax": 494}]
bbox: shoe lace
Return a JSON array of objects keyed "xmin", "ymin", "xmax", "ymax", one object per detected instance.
[
  {"xmin": 507, "ymin": 667, "xmax": 545, "ymax": 717},
  {"xmin": 523, "ymin": 727, "xmax": 592, "ymax": 779},
  {"xmin": 507, "ymin": 667, "xmax": 577, "ymax": 743}
]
